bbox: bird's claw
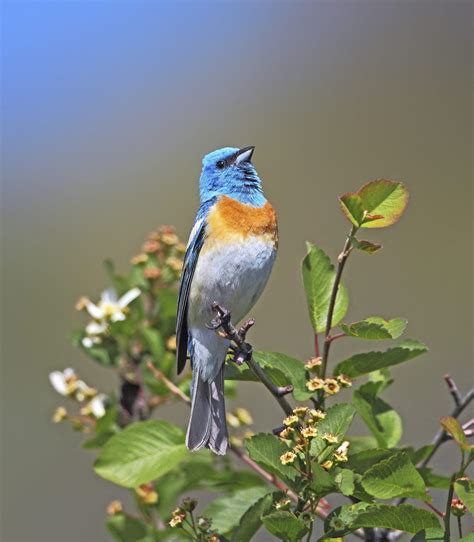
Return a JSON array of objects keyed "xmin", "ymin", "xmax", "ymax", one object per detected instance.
[{"xmin": 206, "ymin": 302, "xmax": 231, "ymax": 330}]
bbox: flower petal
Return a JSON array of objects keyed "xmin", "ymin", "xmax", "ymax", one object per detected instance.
[
  {"xmin": 90, "ymin": 394, "xmax": 107, "ymax": 418},
  {"xmin": 118, "ymin": 287, "xmax": 141, "ymax": 308},
  {"xmin": 85, "ymin": 301, "xmax": 104, "ymax": 319},
  {"xmin": 101, "ymin": 288, "xmax": 118, "ymax": 304},
  {"xmin": 111, "ymin": 311, "xmax": 126, "ymax": 322},
  {"xmin": 49, "ymin": 371, "xmax": 68, "ymax": 395},
  {"xmin": 85, "ymin": 321, "xmax": 107, "ymax": 335}
]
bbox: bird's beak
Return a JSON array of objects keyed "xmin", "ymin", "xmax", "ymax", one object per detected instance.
[{"xmin": 235, "ymin": 146, "xmax": 255, "ymax": 165}]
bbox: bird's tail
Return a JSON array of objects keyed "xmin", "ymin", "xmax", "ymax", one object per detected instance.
[{"xmin": 186, "ymin": 365, "xmax": 228, "ymax": 455}]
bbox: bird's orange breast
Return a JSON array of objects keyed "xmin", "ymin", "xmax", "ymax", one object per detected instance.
[{"xmin": 205, "ymin": 196, "xmax": 278, "ymax": 247}]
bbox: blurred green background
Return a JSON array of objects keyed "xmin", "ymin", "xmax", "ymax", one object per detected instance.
[{"xmin": 1, "ymin": 1, "xmax": 472, "ymax": 541}]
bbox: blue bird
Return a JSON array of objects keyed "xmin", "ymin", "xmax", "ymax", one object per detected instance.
[{"xmin": 176, "ymin": 146, "xmax": 278, "ymax": 454}]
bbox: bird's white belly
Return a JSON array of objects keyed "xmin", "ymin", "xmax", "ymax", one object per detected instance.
[{"xmin": 188, "ymin": 236, "xmax": 276, "ymax": 326}]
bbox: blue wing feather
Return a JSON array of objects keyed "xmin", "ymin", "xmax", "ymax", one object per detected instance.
[{"xmin": 176, "ymin": 200, "xmax": 215, "ymax": 374}]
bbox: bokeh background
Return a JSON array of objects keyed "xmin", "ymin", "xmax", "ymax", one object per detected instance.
[{"xmin": 1, "ymin": 1, "xmax": 472, "ymax": 541}]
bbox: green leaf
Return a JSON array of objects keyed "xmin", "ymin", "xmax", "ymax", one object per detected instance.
[
  {"xmin": 310, "ymin": 404, "xmax": 356, "ymax": 456},
  {"xmin": 324, "ymin": 503, "xmax": 440, "ymax": 538},
  {"xmin": 339, "ymin": 180, "xmax": 409, "ymax": 229},
  {"xmin": 411, "ymin": 528, "xmax": 445, "ymax": 541},
  {"xmin": 94, "ymin": 420, "xmax": 188, "ymax": 487},
  {"xmin": 458, "ymin": 534, "xmax": 474, "ymax": 542},
  {"xmin": 350, "ymin": 238, "xmax": 383, "ymax": 254},
  {"xmin": 141, "ymin": 327, "xmax": 165, "ymax": 360},
  {"xmin": 346, "ymin": 449, "xmax": 396, "ymax": 474},
  {"xmin": 334, "ymin": 468, "xmax": 355, "ymax": 496},
  {"xmin": 245, "ymin": 434, "xmax": 298, "ymax": 487},
  {"xmin": 440, "ymin": 417, "xmax": 473, "ymax": 451},
  {"xmin": 226, "ymin": 351, "xmax": 311, "ymax": 401},
  {"xmin": 455, "ymin": 477, "xmax": 474, "ymax": 514},
  {"xmin": 230, "ymin": 492, "xmax": 276, "ymax": 542},
  {"xmin": 353, "ymin": 382, "xmax": 403, "ymax": 448},
  {"xmin": 204, "ymin": 487, "xmax": 270, "ymax": 535},
  {"xmin": 418, "ymin": 468, "xmax": 451, "ymax": 489},
  {"xmin": 302, "ymin": 243, "xmax": 349, "ymax": 333},
  {"xmin": 106, "ymin": 514, "xmax": 148, "ymax": 542},
  {"xmin": 341, "ymin": 317, "xmax": 407, "ymax": 340},
  {"xmin": 346, "ymin": 435, "xmax": 379, "ymax": 455},
  {"xmin": 310, "ymin": 463, "xmax": 337, "ymax": 497},
  {"xmin": 262, "ymin": 511, "xmax": 308, "ymax": 542},
  {"xmin": 361, "ymin": 451, "xmax": 427, "ymax": 500},
  {"xmin": 334, "ymin": 339, "xmax": 428, "ymax": 378}
]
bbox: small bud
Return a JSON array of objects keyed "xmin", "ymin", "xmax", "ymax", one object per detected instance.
[
  {"xmin": 337, "ymin": 374, "xmax": 352, "ymax": 388},
  {"xmin": 52, "ymin": 406, "xmax": 68, "ymax": 423},
  {"xmin": 283, "ymin": 415, "xmax": 299, "ymax": 427},
  {"xmin": 135, "ymin": 483, "xmax": 158, "ymax": 505},
  {"xmin": 166, "ymin": 335, "xmax": 177, "ymax": 351},
  {"xmin": 293, "ymin": 406, "xmax": 309, "ymax": 417},
  {"xmin": 451, "ymin": 498, "xmax": 466, "ymax": 517},
  {"xmin": 309, "ymin": 409, "xmax": 326, "ymax": 421},
  {"xmin": 279, "ymin": 427, "xmax": 295, "ymax": 440},
  {"xmin": 197, "ymin": 517, "xmax": 212, "ymax": 531},
  {"xmin": 161, "ymin": 233, "xmax": 179, "ymax": 246},
  {"xmin": 169, "ymin": 508, "xmax": 186, "ymax": 528},
  {"xmin": 75, "ymin": 297, "xmax": 90, "ymax": 311},
  {"xmin": 207, "ymin": 536, "xmax": 219, "ymax": 542},
  {"xmin": 181, "ymin": 497, "xmax": 197, "ymax": 512},
  {"xmin": 323, "ymin": 378, "xmax": 341, "ymax": 395},
  {"xmin": 275, "ymin": 498, "xmax": 292, "ymax": 510},
  {"xmin": 142, "ymin": 240, "xmax": 160, "ymax": 253},
  {"xmin": 235, "ymin": 407, "xmax": 253, "ymax": 426},
  {"xmin": 301, "ymin": 426, "xmax": 318, "ymax": 439},
  {"xmin": 306, "ymin": 377, "xmax": 324, "ymax": 391},
  {"xmin": 323, "ymin": 432, "xmax": 339, "ymax": 444},
  {"xmin": 107, "ymin": 500, "xmax": 123, "ymax": 516},
  {"xmin": 130, "ymin": 253, "xmax": 148, "ymax": 265},
  {"xmin": 280, "ymin": 451, "xmax": 297, "ymax": 465},
  {"xmin": 144, "ymin": 267, "xmax": 161, "ymax": 279},
  {"xmin": 305, "ymin": 357, "xmax": 322, "ymax": 370},
  {"xmin": 321, "ymin": 459, "xmax": 334, "ymax": 470},
  {"xmin": 226, "ymin": 412, "xmax": 241, "ymax": 428},
  {"xmin": 166, "ymin": 257, "xmax": 183, "ymax": 272}
]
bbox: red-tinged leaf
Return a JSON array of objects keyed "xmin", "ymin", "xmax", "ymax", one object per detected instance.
[
  {"xmin": 351, "ymin": 239, "xmax": 383, "ymax": 254},
  {"xmin": 440, "ymin": 417, "xmax": 473, "ymax": 451}
]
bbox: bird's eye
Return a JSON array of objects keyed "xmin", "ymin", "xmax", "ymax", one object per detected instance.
[{"xmin": 216, "ymin": 160, "xmax": 226, "ymax": 170}]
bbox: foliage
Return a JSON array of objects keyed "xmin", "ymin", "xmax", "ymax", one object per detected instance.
[{"xmin": 50, "ymin": 185, "xmax": 473, "ymax": 541}]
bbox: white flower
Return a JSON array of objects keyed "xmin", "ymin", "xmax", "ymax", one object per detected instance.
[
  {"xmin": 81, "ymin": 393, "xmax": 107, "ymax": 418},
  {"xmin": 49, "ymin": 368, "xmax": 76, "ymax": 395},
  {"xmin": 85, "ymin": 288, "xmax": 141, "ymax": 322}
]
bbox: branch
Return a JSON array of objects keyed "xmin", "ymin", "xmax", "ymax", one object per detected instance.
[
  {"xmin": 321, "ymin": 226, "xmax": 357, "ymax": 379},
  {"xmin": 208, "ymin": 303, "xmax": 294, "ymax": 416}
]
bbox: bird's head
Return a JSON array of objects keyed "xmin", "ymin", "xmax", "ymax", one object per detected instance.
[{"xmin": 199, "ymin": 146, "xmax": 265, "ymax": 206}]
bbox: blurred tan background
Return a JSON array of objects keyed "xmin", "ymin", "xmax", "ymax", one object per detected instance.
[{"xmin": 1, "ymin": 1, "xmax": 472, "ymax": 541}]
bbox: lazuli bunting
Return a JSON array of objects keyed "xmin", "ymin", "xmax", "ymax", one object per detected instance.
[{"xmin": 176, "ymin": 146, "xmax": 278, "ymax": 454}]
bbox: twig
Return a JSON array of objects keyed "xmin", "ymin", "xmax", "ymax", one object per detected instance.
[
  {"xmin": 418, "ymin": 386, "xmax": 474, "ymax": 469},
  {"xmin": 321, "ymin": 225, "xmax": 357, "ymax": 379},
  {"xmin": 208, "ymin": 303, "xmax": 294, "ymax": 416},
  {"xmin": 146, "ymin": 362, "xmax": 191, "ymax": 404},
  {"xmin": 444, "ymin": 374, "xmax": 462, "ymax": 406},
  {"xmin": 444, "ymin": 474, "xmax": 456, "ymax": 541}
]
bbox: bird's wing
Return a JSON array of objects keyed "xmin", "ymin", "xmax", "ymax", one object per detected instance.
[{"xmin": 176, "ymin": 205, "xmax": 211, "ymax": 374}]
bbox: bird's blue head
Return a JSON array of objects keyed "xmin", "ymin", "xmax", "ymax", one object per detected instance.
[{"xmin": 199, "ymin": 146, "xmax": 266, "ymax": 207}]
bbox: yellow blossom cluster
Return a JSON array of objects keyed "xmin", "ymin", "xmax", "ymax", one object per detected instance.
[
  {"xmin": 278, "ymin": 406, "xmax": 350, "ymax": 471},
  {"xmin": 306, "ymin": 374, "xmax": 352, "ymax": 395},
  {"xmin": 130, "ymin": 226, "xmax": 185, "ymax": 285}
]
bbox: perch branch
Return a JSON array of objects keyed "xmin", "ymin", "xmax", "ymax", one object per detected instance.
[
  {"xmin": 321, "ymin": 225, "xmax": 357, "ymax": 379},
  {"xmin": 208, "ymin": 302, "xmax": 294, "ymax": 416}
]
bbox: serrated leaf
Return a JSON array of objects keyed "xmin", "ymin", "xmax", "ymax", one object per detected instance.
[
  {"xmin": 310, "ymin": 404, "xmax": 355, "ymax": 456},
  {"xmin": 418, "ymin": 468, "xmax": 451, "ymax": 489},
  {"xmin": 346, "ymin": 435, "xmax": 379, "ymax": 455},
  {"xmin": 94, "ymin": 420, "xmax": 188, "ymax": 487},
  {"xmin": 204, "ymin": 486, "xmax": 269, "ymax": 534},
  {"xmin": 245, "ymin": 434, "xmax": 298, "ymax": 487},
  {"xmin": 334, "ymin": 339, "xmax": 428, "ymax": 378},
  {"xmin": 353, "ymin": 382, "xmax": 403, "ymax": 448},
  {"xmin": 339, "ymin": 180, "xmax": 409, "ymax": 229},
  {"xmin": 302, "ymin": 243, "xmax": 349, "ymax": 333},
  {"xmin": 262, "ymin": 511, "xmax": 308, "ymax": 542},
  {"xmin": 230, "ymin": 492, "xmax": 276, "ymax": 542},
  {"xmin": 361, "ymin": 452, "xmax": 427, "ymax": 500},
  {"xmin": 346, "ymin": 449, "xmax": 396, "ymax": 474},
  {"xmin": 324, "ymin": 503, "xmax": 440, "ymax": 538},
  {"xmin": 106, "ymin": 514, "xmax": 148, "ymax": 542},
  {"xmin": 341, "ymin": 317, "xmax": 407, "ymax": 340},
  {"xmin": 455, "ymin": 478, "xmax": 474, "ymax": 514},
  {"xmin": 311, "ymin": 463, "xmax": 336, "ymax": 497}
]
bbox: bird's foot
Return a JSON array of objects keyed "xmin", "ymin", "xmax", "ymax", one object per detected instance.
[{"xmin": 206, "ymin": 302, "xmax": 231, "ymax": 330}]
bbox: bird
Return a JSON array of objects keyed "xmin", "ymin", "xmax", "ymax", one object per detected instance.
[{"xmin": 176, "ymin": 146, "xmax": 278, "ymax": 455}]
